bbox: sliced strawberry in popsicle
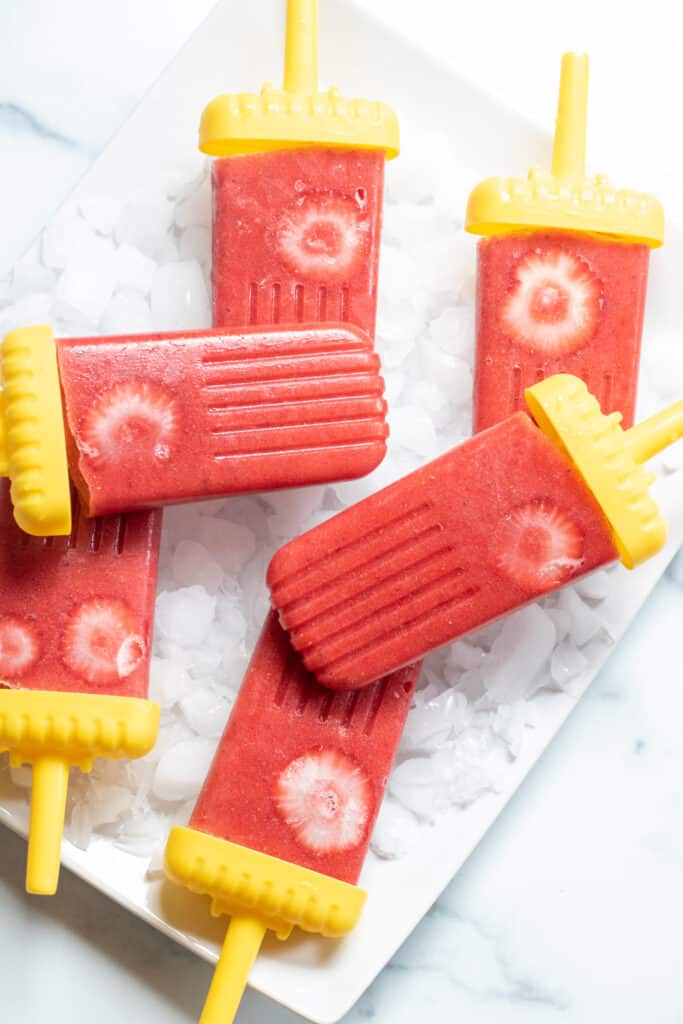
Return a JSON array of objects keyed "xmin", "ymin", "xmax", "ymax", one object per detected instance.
[
  {"xmin": 500, "ymin": 249, "xmax": 602, "ymax": 355},
  {"xmin": 273, "ymin": 193, "xmax": 370, "ymax": 282},
  {"xmin": 61, "ymin": 597, "xmax": 146, "ymax": 686},
  {"xmin": 273, "ymin": 747, "xmax": 372, "ymax": 854},
  {"xmin": 79, "ymin": 382, "xmax": 177, "ymax": 463},
  {"xmin": 0, "ymin": 617, "xmax": 40, "ymax": 679},
  {"xmin": 492, "ymin": 498, "xmax": 585, "ymax": 592}
]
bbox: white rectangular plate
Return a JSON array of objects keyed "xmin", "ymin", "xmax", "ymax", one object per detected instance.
[{"xmin": 1, "ymin": 2, "xmax": 682, "ymax": 1022}]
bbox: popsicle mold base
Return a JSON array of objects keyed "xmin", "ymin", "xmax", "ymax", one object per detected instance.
[
  {"xmin": 0, "ymin": 325, "xmax": 71, "ymax": 536},
  {"xmin": 166, "ymin": 826, "xmax": 366, "ymax": 1024},
  {"xmin": 0, "ymin": 690, "xmax": 159, "ymax": 894},
  {"xmin": 525, "ymin": 375, "xmax": 670, "ymax": 568},
  {"xmin": 165, "ymin": 826, "xmax": 366, "ymax": 940}
]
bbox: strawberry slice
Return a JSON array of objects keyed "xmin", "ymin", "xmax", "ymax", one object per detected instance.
[
  {"xmin": 500, "ymin": 249, "xmax": 602, "ymax": 355},
  {"xmin": 273, "ymin": 748, "xmax": 372, "ymax": 854},
  {"xmin": 272, "ymin": 193, "xmax": 369, "ymax": 282},
  {"xmin": 492, "ymin": 498, "xmax": 585, "ymax": 592},
  {"xmin": 61, "ymin": 597, "xmax": 146, "ymax": 685},
  {"xmin": 0, "ymin": 617, "xmax": 39, "ymax": 679},
  {"xmin": 78, "ymin": 382, "xmax": 177, "ymax": 462}
]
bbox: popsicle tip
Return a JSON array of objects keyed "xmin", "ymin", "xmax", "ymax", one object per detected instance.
[
  {"xmin": 552, "ymin": 48, "xmax": 590, "ymax": 181},
  {"xmin": 25, "ymin": 755, "xmax": 70, "ymax": 896}
]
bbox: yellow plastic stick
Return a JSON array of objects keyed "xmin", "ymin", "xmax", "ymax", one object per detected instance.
[
  {"xmin": 283, "ymin": 0, "xmax": 318, "ymax": 94},
  {"xmin": 26, "ymin": 756, "xmax": 70, "ymax": 895},
  {"xmin": 551, "ymin": 52, "xmax": 589, "ymax": 182},
  {"xmin": 200, "ymin": 916, "xmax": 267, "ymax": 1024},
  {"xmin": 624, "ymin": 401, "xmax": 683, "ymax": 465}
]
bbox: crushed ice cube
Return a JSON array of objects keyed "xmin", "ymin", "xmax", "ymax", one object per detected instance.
[
  {"xmin": 557, "ymin": 587, "xmax": 603, "ymax": 646},
  {"xmin": 575, "ymin": 570, "xmax": 611, "ymax": 602},
  {"xmin": 42, "ymin": 208, "xmax": 95, "ymax": 269},
  {"xmin": 389, "ymin": 405, "xmax": 438, "ymax": 458},
  {"xmin": 179, "ymin": 225, "xmax": 211, "ymax": 267},
  {"xmin": 54, "ymin": 236, "xmax": 117, "ymax": 322},
  {"xmin": 100, "ymin": 290, "xmax": 152, "ymax": 334},
  {"xmin": 115, "ymin": 243, "xmax": 156, "ymax": 295},
  {"xmin": 150, "ymin": 260, "xmax": 210, "ymax": 330},
  {"xmin": 483, "ymin": 605, "xmax": 556, "ymax": 702},
  {"xmin": 180, "ymin": 690, "xmax": 232, "ymax": 739},
  {"xmin": 155, "ymin": 586, "xmax": 216, "ymax": 647},
  {"xmin": 197, "ymin": 517, "xmax": 257, "ymax": 576},
  {"xmin": 115, "ymin": 199, "xmax": 174, "ymax": 259},
  {"xmin": 10, "ymin": 263, "xmax": 55, "ymax": 301},
  {"xmin": 492, "ymin": 701, "xmax": 533, "ymax": 758},
  {"xmin": 148, "ymin": 657, "xmax": 193, "ymax": 709},
  {"xmin": 550, "ymin": 641, "xmax": 589, "ymax": 688},
  {"xmin": 174, "ymin": 176, "xmax": 212, "ymax": 229},
  {"xmin": 152, "ymin": 739, "xmax": 215, "ymax": 802},
  {"xmin": 370, "ymin": 798, "xmax": 420, "ymax": 859},
  {"xmin": 172, "ymin": 539, "xmax": 223, "ymax": 594},
  {"xmin": 400, "ymin": 690, "xmax": 471, "ymax": 754},
  {"xmin": 79, "ymin": 195, "xmax": 124, "ymax": 236}
]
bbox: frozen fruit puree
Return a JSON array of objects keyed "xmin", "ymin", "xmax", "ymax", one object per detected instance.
[
  {"xmin": 474, "ymin": 231, "xmax": 649, "ymax": 430},
  {"xmin": 0, "ymin": 322, "xmax": 387, "ymax": 528},
  {"xmin": 165, "ymin": 611, "xmax": 418, "ymax": 1024},
  {"xmin": 201, "ymin": 0, "xmax": 398, "ymax": 339},
  {"xmin": 0, "ymin": 486, "xmax": 160, "ymax": 696},
  {"xmin": 212, "ymin": 147, "xmax": 385, "ymax": 335},
  {"xmin": 466, "ymin": 53, "xmax": 664, "ymax": 433},
  {"xmin": 269, "ymin": 375, "xmax": 683, "ymax": 690},
  {"xmin": 0, "ymin": 483, "xmax": 161, "ymax": 894},
  {"xmin": 191, "ymin": 611, "xmax": 418, "ymax": 883}
]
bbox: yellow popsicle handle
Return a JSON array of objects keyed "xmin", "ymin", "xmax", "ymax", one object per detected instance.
[
  {"xmin": 283, "ymin": 0, "xmax": 318, "ymax": 94},
  {"xmin": 552, "ymin": 52, "xmax": 589, "ymax": 182},
  {"xmin": 25, "ymin": 755, "xmax": 70, "ymax": 895},
  {"xmin": 0, "ymin": 402, "xmax": 7, "ymax": 476},
  {"xmin": 624, "ymin": 401, "xmax": 683, "ymax": 465},
  {"xmin": 199, "ymin": 914, "xmax": 267, "ymax": 1024}
]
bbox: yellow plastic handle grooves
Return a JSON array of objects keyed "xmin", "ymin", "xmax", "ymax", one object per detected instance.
[
  {"xmin": 552, "ymin": 52, "xmax": 589, "ymax": 181},
  {"xmin": 200, "ymin": 915, "xmax": 267, "ymax": 1024},
  {"xmin": 284, "ymin": 0, "xmax": 318, "ymax": 94},
  {"xmin": 25, "ymin": 756, "xmax": 70, "ymax": 895},
  {"xmin": 624, "ymin": 401, "xmax": 683, "ymax": 465},
  {"xmin": 0, "ymin": 407, "xmax": 7, "ymax": 476}
]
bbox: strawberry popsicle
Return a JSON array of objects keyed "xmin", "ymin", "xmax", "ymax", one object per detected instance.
[
  {"xmin": 269, "ymin": 374, "xmax": 683, "ymax": 690},
  {"xmin": 165, "ymin": 611, "xmax": 418, "ymax": 1024},
  {"xmin": 467, "ymin": 54, "xmax": 664, "ymax": 433},
  {"xmin": 0, "ymin": 322, "xmax": 387, "ymax": 530},
  {"xmin": 202, "ymin": 0, "xmax": 398, "ymax": 336},
  {"xmin": 0, "ymin": 484, "xmax": 160, "ymax": 893}
]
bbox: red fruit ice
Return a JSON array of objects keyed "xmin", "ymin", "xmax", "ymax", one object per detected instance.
[
  {"xmin": 190, "ymin": 611, "xmax": 418, "ymax": 883},
  {"xmin": 268, "ymin": 410, "xmax": 620, "ymax": 690},
  {"xmin": 55, "ymin": 323, "xmax": 387, "ymax": 516},
  {"xmin": 474, "ymin": 232, "xmax": 649, "ymax": 432},
  {"xmin": 0, "ymin": 484, "xmax": 160, "ymax": 698},
  {"xmin": 212, "ymin": 148, "xmax": 385, "ymax": 336}
]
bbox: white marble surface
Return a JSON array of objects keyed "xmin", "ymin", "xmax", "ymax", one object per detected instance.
[{"xmin": 1, "ymin": 2, "xmax": 683, "ymax": 1022}]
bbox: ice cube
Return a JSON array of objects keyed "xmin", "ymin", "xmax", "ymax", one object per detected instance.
[
  {"xmin": 265, "ymin": 486, "xmax": 327, "ymax": 539},
  {"xmin": 428, "ymin": 306, "xmax": 475, "ymax": 359},
  {"xmin": 88, "ymin": 784, "xmax": 134, "ymax": 827},
  {"xmin": 382, "ymin": 203, "xmax": 440, "ymax": 247},
  {"xmin": 79, "ymin": 195, "xmax": 124, "ymax": 236},
  {"xmin": 114, "ymin": 199, "xmax": 174, "ymax": 259},
  {"xmin": 198, "ymin": 517, "xmax": 257, "ymax": 576},
  {"xmin": 9, "ymin": 764, "xmax": 32, "ymax": 788},
  {"xmin": 216, "ymin": 596, "xmax": 247, "ymax": 646},
  {"xmin": 389, "ymin": 405, "xmax": 438, "ymax": 458},
  {"xmin": 100, "ymin": 290, "xmax": 152, "ymax": 334},
  {"xmin": 179, "ymin": 225, "xmax": 211, "ymax": 267},
  {"xmin": 400, "ymin": 690, "xmax": 471, "ymax": 754},
  {"xmin": 492, "ymin": 701, "xmax": 531, "ymax": 758},
  {"xmin": 385, "ymin": 130, "xmax": 450, "ymax": 204},
  {"xmin": 42, "ymin": 208, "xmax": 95, "ymax": 269},
  {"xmin": 557, "ymin": 587, "xmax": 603, "ymax": 646},
  {"xmin": 389, "ymin": 756, "xmax": 448, "ymax": 822},
  {"xmin": 155, "ymin": 586, "xmax": 216, "ymax": 647},
  {"xmin": 172, "ymin": 539, "xmax": 223, "ymax": 594},
  {"xmin": 435, "ymin": 733, "xmax": 499, "ymax": 806},
  {"xmin": 446, "ymin": 640, "xmax": 485, "ymax": 672},
  {"xmin": 180, "ymin": 689, "xmax": 231, "ymax": 739},
  {"xmin": 482, "ymin": 604, "xmax": 556, "ymax": 702},
  {"xmin": 545, "ymin": 606, "xmax": 572, "ymax": 642},
  {"xmin": 175, "ymin": 176, "xmax": 212, "ymax": 229},
  {"xmin": 0, "ymin": 293, "xmax": 53, "ymax": 336},
  {"xmin": 550, "ymin": 640, "xmax": 589, "ymax": 688},
  {"xmin": 370, "ymin": 798, "xmax": 420, "ymax": 859},
  {"xmin": 115, "ymin": 243, "xmax": 156, "ymax": 295},
  {"xmin": 575, "ymin": 569, "xmax": 611, "ymax": 602},
  {"xmin": 148, "ymin": 657, "xmax": 193, "ymax": 708},
  {"xmin": 150, "ymin": 260, "xmax": 211, "ymax": 331},
  {"xmin": 54, "ymin": 236, "xmax": 117, "ymax": 322},
  {"xmin": 152, "ymin": 738, "xmax": 215, "ymax": 802}
]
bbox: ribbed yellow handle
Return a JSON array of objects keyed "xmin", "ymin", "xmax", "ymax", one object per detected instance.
[
  {"xmin": 283, "ymin": 0, "xmax": 318, "ymax": 94},
  {"xmin": 625, "ymin": 401, "xmax": 683, "ymax": 465},
  {"xmin": 199, "ymin": 915, "xmax": 267, "ymax": 1024},
  {"xmin": 0, "ymin": 401, "xmax": 7, "ymax": 476},
  {"xmin": 552, "ymin": 52, "xmax": 589, "ymax": 181},
  {"xmin": 25, "ymin": 756, "xmax": 70, "ymax": 895}
]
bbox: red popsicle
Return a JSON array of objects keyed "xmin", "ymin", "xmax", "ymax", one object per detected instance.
[
  {"xmin": 466, "ymin": 54, "xmax": 664, "ymax": 433},
  {"xmin": 202, "ymin": 0, "xmax": 399, "ymax": 338},
  {"xmin": 269, "ymin": 375, "xmax": 683, "ymax": 690},
  {"xmin": 0, "ymin": 322, "xmax": 387, "ymax": 530},
  {"xmin": 0, "ymin": 483, "xmax": 161, "ymax": 893},
  {"xmin": 165, "ymin": 611, "xmax": 418, "ymax": 1024}
]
